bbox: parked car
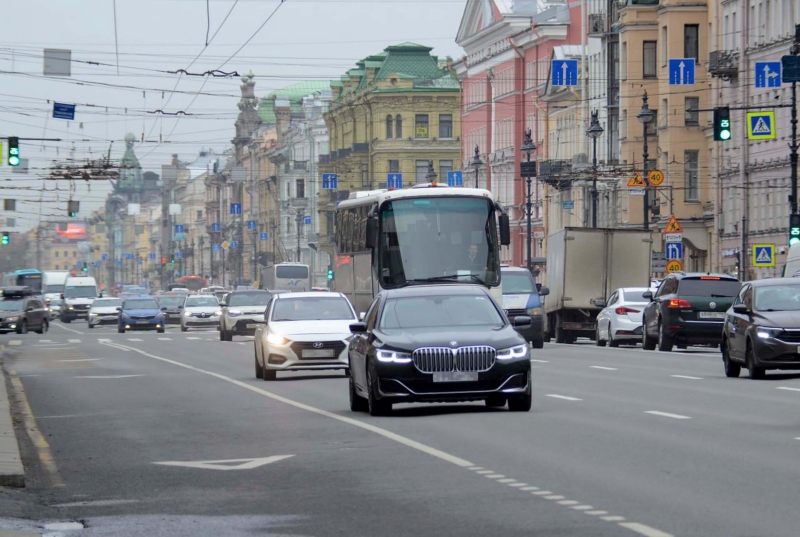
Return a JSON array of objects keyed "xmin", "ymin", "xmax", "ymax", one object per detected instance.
[
  {"xmin": 118, "ymin": 297, "xmax": 166, "ymax": 334},
  {"xmin": 87, "ymin": 297, "xmax": 122, "ymax": 328},
  {"xmin": 500, "ymin": 266, "xmax": 547, "ymax": 348},
  {"xmin": 641, "ymin": 273, "xmax": 741, "ymax": 352},
  {"xmin": 595, "ymin": 287, "xmax": 651, "ymax": 347},
  {"xmin": 219, "ymin": 290, "xmax": 272, "ymax": 341},
  {"xmin": 254, "ymin": 292, "xmax": 356, "ymax": 380},
  {"xmin": 348, "ymin": 285, "xmax": 532, "ymax": 415},
  {"xmin": 0, "ymin": 287, "xmax": 49, "ymax": 334},
  {"xmin": 180, "ymin": 294, "xmax": 221, "ymax": 332},
  {"xmin": 722, "ymin": 278, "xmax": 800, "ymax": 379}
]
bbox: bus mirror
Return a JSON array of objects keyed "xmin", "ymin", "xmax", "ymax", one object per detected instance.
[
  {"xmin": 498, "ymin": 214, "xmax": 511, "ymax": 246},
  {"xmin": 365, "ymin": 217, "xmax": 378, "ymax": 249}
]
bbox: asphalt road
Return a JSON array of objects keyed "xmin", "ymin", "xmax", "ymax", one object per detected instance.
[{"xmin": 2, "ymin": 322, "xmax": 800, "ymax": 536}]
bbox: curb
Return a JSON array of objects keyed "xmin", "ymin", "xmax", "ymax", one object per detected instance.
[{"xmin": 0, "ymin": 365, "xmax": 25, "ymax": 487}]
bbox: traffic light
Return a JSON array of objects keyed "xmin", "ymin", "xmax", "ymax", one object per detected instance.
[
  {"xmin": 790, "ymin": 214, "xmax": 800, "ymax": 246},
  {"xmin": 161, "ymin": 256, "xmax": 167, "ymax": 265},
  {"xmin": 81, "ymin": 262, "xmax": 88, "ymax": 273},
  {"xmin": 67, "ymin": 200, "xmax": 79, "ymax": 217},
  {"xmin": 713, "ymin": 107, "xmax": 731, "ymax": 141},
  {"xmin": 7, "ymin": 137, "xmax": 19, "ymax": 166},
  {"xmin": 327, "ymin": 267, "xmax": 334, "ymax": 280},
  {"xmin": 1, "ymin": 233, "xmax": 9, "ymax": 246}
]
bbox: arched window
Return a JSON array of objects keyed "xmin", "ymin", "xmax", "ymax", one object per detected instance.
[
  {"xmin": 386, "ymin": 115, "xmax": 393, "ymax": 139},
  {"xmin": 395, "ymin": 115, "xmax": 403, "ymax": 138}
]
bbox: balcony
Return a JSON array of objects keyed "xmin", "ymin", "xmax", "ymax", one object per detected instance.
[
  {"xmin": 352, "ymin": 143, "xmax": 369, "ymax": 153},
  {"xmin": 538, "ymin": 160, "xmax": 573, "ymax": 190},
  {"xmin": 708, "ymin": 50, "xmax": 739, "ymax": 80},
  {"xmin": 588, "ymin": 14, "xmax": 607, "ymax": 36}
]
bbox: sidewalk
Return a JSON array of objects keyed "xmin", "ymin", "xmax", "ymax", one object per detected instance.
[{"xmin": 0, "ymin": 366, "xmax": 24, "ymax": 487}]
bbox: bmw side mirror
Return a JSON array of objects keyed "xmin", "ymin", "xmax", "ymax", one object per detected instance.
[
  {"xmin": 513, "ymin": 316, "xmax": 532, "ymax": 328},
  {"xmin": 538, "ymin": 286, "xmax": 550, "ymax": 296},
  {"xmin": 733, "ymin": 303, "xmax": 749, "ymax": 314},
  {"xmin": 643, "ymin": 291, "xmax": 653, "ymax": 300},
  {"xmin": 350, "ymin": 322, "xmax": 367, "ymax": 334}
]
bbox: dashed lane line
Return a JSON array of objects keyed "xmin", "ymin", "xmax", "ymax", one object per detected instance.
[
  {"xmin": 127, "ymin": 338, "xmax": 143, "ymax": 342},
  {"xmin": 545, "ymin": 394, "xmax": 583, "ymax": 402},
  {"xmin": 644, "ymin": 411, "xmax": 691, "ymax": 420},
  {"xmin": 590, "ymin": 366, "xmax": 617, "ymax": 371},
  {"xmin": 67, "ymin": 339, "xmax": 81, "ymax": 344},
  {"xmin": 52, "ymin": 322, "xmax": 84, "ymax": 335},
  {"xmin": 186, "ymin": 337, "xmax": 202, "ymax": 340},
  {"xmin": 96, "ymin": 340, "xmax": 674, "ymax": 537},
  {"xmin": 158, "ymin": 337, "xmax": 172, "ymax": 341},
  {"xmin": 776, "ymin": 386, "xmax": 800, "ymax": 392},
  {"xmin": 40, "ymin": 339, "xmax": 52, "ymax": 343},
  {"xmin": 670, "ymin": 375, "xmax": 703, "ymax": 380},
  {"xmin": 8, "ymin": 340, "xmax": 21, "ymax": 346},
  {"xmin": 58, "ymin": 358, "xmax": 101, "ymax": 363},
  {"xmin": 530, "ymin": 359, "xmax": 549, "ymax": 363}
]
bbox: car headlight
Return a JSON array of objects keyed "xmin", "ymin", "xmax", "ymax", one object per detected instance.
[
  {"xmin": 89, "ymin": 312, "xmax": 98, "ymax": 316},
  {"xmin": 214, "ymin": 310, "xmax": 222, "ymax": 316},
  {"xmin": 526, "ymin": 307, "xmax": 543, "ymax": 316},
  {"xmin": 6, "ymin": 316, "xmax": 19, "ymax": 322},
  {"xmin": 228, "ymin": 309, "xmax": 242, "ymax": 317},
  {"xmin": 376, "ymin": 349, "xmax": 412, "ymax": 363},
  {"xmin": 497, "ymin": 344, "xmax": 528, "ymax": 360},
  {"xmin": 267, "ymin": 332, "xmax": 288, "ymax": 345},
  {"xmin": 68, "ymin": 306, "xmax": 74, "ymax": 310},
  {"xmin": 757, "ymin": 327, "xmax": 783, "ymax": 339},
  {"xmin": 184, "ymin": 311, "xmax": 193, "ymax": 317}
]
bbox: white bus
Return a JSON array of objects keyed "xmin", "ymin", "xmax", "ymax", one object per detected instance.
[
  {"xmin": 333, "ymin": 184, "xmax": 511, "ymax": 313},
  {"xmin": 261, "ymin": 263, "xmax": 311, "ymax": 292}
]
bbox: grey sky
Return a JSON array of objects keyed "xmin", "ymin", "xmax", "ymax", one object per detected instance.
[{"xmin": 0, "ymin": 0, "xmax": 467, "ymax": 229}]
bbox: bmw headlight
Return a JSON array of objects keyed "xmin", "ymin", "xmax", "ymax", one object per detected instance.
[
  {"xmin": 376, "ymin": 349, "xmax": 412, "ymax": 363},
  {"xmin": 184, "ymin": 311, "xmax": 194, "ymax": 317},
  {"xmin": 526, "ymin": 307, "xmax": 543, "ymax": 316},
  {"xmin": 497, "ymin": 344, "xmax": 528, "ymax": 360},
  {"xmin": 267, "ymin": 332, "xmax": 288, "ymax": 345},
  {"xmin": 757, "ymin": 327, "xmax": 782, "ymax": 339},
  {"xmin": 228, "ymin": 309, "xmax": 243, "ymax": 317}
]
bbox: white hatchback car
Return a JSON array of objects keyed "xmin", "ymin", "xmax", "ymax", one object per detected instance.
[
  {"xmin": 180, "ymin": 294, "xmax": 221, "ymax": 332},
  {"xmin": 254, "ymin": 292, "xmax": 357, "ymax": 380},
  {"xmin": 595, "ymin": 287, "xmax": 651, "ymax": 347}
]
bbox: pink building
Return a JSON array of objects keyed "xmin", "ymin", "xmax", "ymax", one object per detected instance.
[{"xmin": 454, "ymin": 0, "xmax": 584, "ymax": 268}]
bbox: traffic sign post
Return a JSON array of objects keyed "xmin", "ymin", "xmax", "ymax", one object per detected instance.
[
  {"xmin": 260, "ymin": 232, "xmax": 268, "ymax": 241},
  {"xmin": 387, "ymin": 173, "xmax": 403, "ymax": 189},
  {"xmin": 755, "ymin": 62, "xmax": 782, "ymax": 88},
  {"xmin": 752, "ymin": 244, "xmax": 776, "ymax": 267},
  {"xmin": 447, "ymin": 171, "xmax": 463, "ymax": 187},
  {"xmin": 668, "ymin": 58, "xmax": 695, "ymax": 85},
  {"xmin": 666, "ymin": 259, "xmax": 683, "ymax": 274},
  {"xmin": 322, "ymin": 173, "xmax": 338, "ymax": 189},
  {"xmin": 627, "ymin": 172, "xmax": 646, "ymax": 196},
  {"xmin": 551, "ymin": 59, "xmax": 578, "ymax": 87},
  {"xmin": 53, "ymin": 102, "xmax": 76, "ymax": 121},
  {"xmin": 746, "ymin": 112, "xmax": 776, "ymax": 140}
]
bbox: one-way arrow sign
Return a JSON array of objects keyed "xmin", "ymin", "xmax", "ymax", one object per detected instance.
[{"xmin": 153, "ymin": 455, "xmax": 294, "ymax": 471}]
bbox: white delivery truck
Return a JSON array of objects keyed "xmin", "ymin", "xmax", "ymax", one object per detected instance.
[
  {"xmin": 60, "ymin": 276, "xmax": 99, "ymax": 323},
  {"xmin": 544, "ymin": 227, "xmax": 653, "ymax": 344},
  {"xmin": 43, "ymin": 271, "xmax": 70, "ymax": 303}
]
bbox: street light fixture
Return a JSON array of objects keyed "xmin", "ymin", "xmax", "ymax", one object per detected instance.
[
  {"xmin": 470, "ymin": 145, "xmax": 483, "ymax": 189},
  {"xmin": 636, "ymin": 90, "xmax": 655, "ymax": 231},
  {"xmin": 425, "ymin": 160, "xmax": 438, "ymax": 184},
  {"xmin": 520, "ymin": 128, "xmax": 537, "ymax": 272},
  {"xmin": 585, "ymin": 110, "xmax": 604, "ymax": 229}
]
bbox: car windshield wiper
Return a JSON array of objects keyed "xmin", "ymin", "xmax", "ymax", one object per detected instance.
[{"xmin": 405, "ymin": 274, "xmax": 488, "ymax": 286}]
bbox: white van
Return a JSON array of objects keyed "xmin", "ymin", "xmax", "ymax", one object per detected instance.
[
  {"xmin": 43, "ymin": 271, "xmax": 70, "ymax": 304},
  {"xmin": 784, "ymin": 244, "xmax": 800, "ymax": 277},
  {"xmin": 61, "ymin": 276, "xmax": 99, "ymax": 323}
]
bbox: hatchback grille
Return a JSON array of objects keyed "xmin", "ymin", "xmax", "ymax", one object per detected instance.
[{"xmin": 412, "ymin": 346, "xmax": 496, "ymax": 373}]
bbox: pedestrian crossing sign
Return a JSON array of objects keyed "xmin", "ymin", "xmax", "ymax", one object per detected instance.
[
  {"xmin": 752, "ymin": 243, "xmax": 776, "ymax": 267},
  {"xmin": 746, "ymin": 112, "xmax": 776, "ymax": 140}
]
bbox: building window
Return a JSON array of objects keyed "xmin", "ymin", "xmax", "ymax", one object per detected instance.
[
  {"xmin": 296, "ymin": 178, "xmax": 305, "ymax": 198},
  {"xmin": 621, "ymin": 42, "xmax": 627, "ymax": 81},
  {"xmin": 63, "ymin": 251, "xmax": 68, "ymax": 258},
  {"xmin": 439, "ymin": 160, "xmax": 453, "ymax": 180},
  {"xmin": 684, "ymin": 25, "xmax": 699, "ymax": 61},
  {"xmin": 55, "ymin": 251, "xmax": 59, "ymax": 258},
  {"xmin": 97, "ymin": 224, "xmax": 106, "ymax": 232},
  {"xmin": 196, "ymin": 210, "xmax": 203, "ymax": 220},
  {"xmin": 73, "ymin": 251, "xmax": 77, "ymax": 258},
  {"xmin": 684, "ymin": 150, "xmax": 699, "ymax": 201},
  {"xmin": 395, "ymin": 115, "xmax": 403, "ymax": 138},
  {"xmin": 661, "ymin": 26, "xmax": 668, "ymax": 66},
  {"xmin": 286, "ymin": 182, "xmax": 291, "ymax": 198},
  {"xmin": 386, "ymin": 115, "xmax": 393, "ymax": 139},
  {"xmin": 361, "ymin": 164, "xmax": 369, "ymax": 187},
  {"xmin": 415, "ymin": 160, "xmax": 428, "ymax": 183},
  {"xmin": 415, "ymin": 114, "xmax": 429, "ymax": 138},
  {"xmin": 643, "ymin": 41, "xmax": 657, "ymax": 78},
  {"xmin": 439, "ymin": 114, "xmax": 453, "ymax": 138},
  {"xmin": 685, "ymin": 97, "xmax": 699, "ymax": 126},
  {"xmin": 388, "ymin": 160, "xmax": 400, "ymax": 173}
]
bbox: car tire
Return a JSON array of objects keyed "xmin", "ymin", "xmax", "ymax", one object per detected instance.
[
  {"xmin": 88, "ymin": 323, "xmax": 94, "ymax": 329},
  {"xmin": 367, "ymin": 367, "xmax": 391, "ymax": 416},
  {"xmin": 747, "ymin": 343, "xmax": 765, "ymax": 380},
  {"xmin": 349, "ymin": 373, "xmax": 368, "ymax": 412},
  {"xmin": 181, "ymin": 325, "xmax": 188, "ymax": 332},
  {"xmin": 118, "ymin": 326, "xmax": 125, "ymax": 334},
  {"xmin": 263, "ymin": 369, "xmax": 276, "ymax": 381},
  {"xmin": 157, "ymin": 326, "xmax": 165, "ymax": 334},
  {"xmin": 531, "ymin": 339, "xmax": 544, "ymax": 349},
  {"xmin": 485, "ymin": 395, "xmax": 506, "ymax": 408},
  {"xmin": 16, "ymin": 320, "xmax": 27, "ymax": 335},
  {"xmin": 555, "ymin": 324, "xmax": 566, "ymax": 344},
  {"xmin": 595, "ymin": 326, "xmax": 606, "ymax": 347},
  {"xmin": 255, "ymin": 349, "xmax": 264, "ymax": 379},
  {"xmin": 508, "ymin": 373, "xmax": 532, "ymax": 412},
  {"xmin": 608, "ymin": 331, "xmax": 620, "ymax": 348},
  {"xmin": 657, "ymin": 321, "xmax": 673, "ymax": 352},
  {"xmin": 642, "ymin": 322, "xmax": 657, "ymax": 350},
  {"xmin": 722, "ymin": 339, "xmax": 741, "ymax": 378},
  {"xmin": 36, "ymin": 319, "xmax": 48, "ymax": 335}
]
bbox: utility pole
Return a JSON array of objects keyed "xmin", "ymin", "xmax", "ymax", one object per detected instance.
[
  {"xmin": 199, "ymin": 235, "xmax": 204, "ymax": 279},
  {"xmin": 791, "ymin": 25, "xmax": 800, "ymax": 216},
  {"xmin": 296, "ymin": 213, "xmax": 302, "ymax": 263},
  {"xmin": 637, "ymin": 91, "xmax": 655, "ymax": 230}
]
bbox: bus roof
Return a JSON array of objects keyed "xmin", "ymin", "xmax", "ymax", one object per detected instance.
[
  {"xmin": 15, "ymin": 269, "xmax": 42, "ymax": 275},
  {"xmin": 336, "ymin": 186, "xmax": 495, "ymax": 210}
]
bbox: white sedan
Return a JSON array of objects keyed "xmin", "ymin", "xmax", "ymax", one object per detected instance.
[
  {"xmin": 254, "ymin": 292, "xmax": 357, "ymax": 381},
  {"xmin": 595, "ymin": 287, "xmax": 651, "ymax": 347}
]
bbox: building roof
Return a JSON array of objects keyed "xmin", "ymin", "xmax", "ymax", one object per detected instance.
[{"xmin": 258, "ymin": 81, "xmax": 331, "ymax": 124}]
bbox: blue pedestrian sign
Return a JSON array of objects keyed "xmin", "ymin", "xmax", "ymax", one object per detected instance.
[
  {"xmin": 230, "ymin": 203, "xmax": 242, "ymax": 215},
  {"xmin": 755, "ymin": 62, "xmax": 781, "ymax": 88},
  {"xmin": 665, "ymin": 242, "xmax": 683, "ymax": 260},
  {"xmin": 303, "ymin": 215, "xmax": 311, "ymax": 225},
  {"xmin": 387, "ymin": 173, "xmax": 403, "ymax": 189},
  {"xmin": 447, "ymin": 171, "xmax": 463, "ymax": 187},
  {"xmin": 212, "ymin": 244, "xmax": 220, "ymax": 252},
  {"xmin": 53, "ymin": 102, "xmax": 76, "ymax": 121},
  {"xmin": 668, "ymin": 58, "xmax": 695, "ymax": 85},
  {"xmin": 176, "ymin": 251, "xmax": 183, "ymax": 259},
  {"xmin": 149, "ymin": 252, "xmax": 156, "ymax": 260},
  {"xmin": 322, "ymin": 173, "xmax": 338, "ymax": 189},
  {"xmin": 175, "ymin": 224, "xmax": 184, "ymax": 233},
  {"xmin": 211, "ymin": 222, "xmax": 221, "ymax": 233},
  {"xmin": 746, "ymin": 111, "xmax": 776, "ymax": 140},
  {"xmin": 101, "ymin": 253, "xmax": 108, "ymax": 261},
  {"xmin": 247, "ymin": 220, "xmax": 257, "ymax": 230},
  {"xmin": 752, "ymin": 244, "xmax": 776, "ymax": 267},
  {"xmin": 230, "ymin": 241, "xmax": 238, "ymax": 249},
  {"xmin": 137, "ymin": 258, "xmax": 143, "ymax": 265},
  {"xmin": 260, "ymin": 232, "xmax": 268, "ymax": 241},
  {"xmin": 551, "ymin": 59, "xmax": 578, "ymax": 86}
]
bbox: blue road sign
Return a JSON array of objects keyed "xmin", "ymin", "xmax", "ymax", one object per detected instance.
[
  {"xmin": 665, "ymin": 242, "xmax": 684, "ymax": 260},
  {"xmin": 95, "ymin": 261, "xmax": 102, "ymax": 267},
  {"xmin": 53, "ymin": 102, "xmax": 76, "ymax": 120},
  {"xmin": 260, "ymin": 231, "xmax": 268, "ymax": 241},
  {"xmin": 212, "ymin": 243, "xmax": 220, "ymax": 252},
  {"xmin": 551, "ymin": 59, "xmax": 578, "ymax": 86},
  {"xmin": 755, "ymin": 62, "xmax": 782, "ymax": 88},
  {"xmin": 211, "ymin": 222, "xmax": 221, "ymax": 233},
  {"xmin": 137, "ymin": 258, "xmax": 143, "ymax": 265},
  {"xmin": 303, "ymin": 215, "xmax": 311, "ymax": 225},
  {"xmin": 230, "ymin": 203, "xmax": 242, "ymax": 215},
  {"xmin": 116, "ymin": 260, "xmax": 122, "ymax": 266},
  {"xmin": 175, "ymin": 224, "xmax": 184, "ymax": 233},
  {"xmin": 247, "ymin": 220, "xmax": 257, "ymax": 230},
  {"xmin": 176, "ymin": 251, "xmax": 183, "ymax": 259},
  {"xmin": 101, "ymin": 253, "xmax": 108, "ymax": 261},
  {"xmin": 230, "ymin": 241, "xmax": 238, "ymax": 249},
  {"xmin": 387, "ymin": 173, "xmax": 403, "ymax": 189},
  {"xmin": 149, "ymin": 252, "xmax": 156, "ymax": 260},
  {"xmin": 668, "ymin": 58, "xmax": 695, "ymax": 85},
  {"xmin": 322, "ymin": 173, "xmax": 339, "ymax": 189},
  {"xmin": 447, "ymin": 170, "xmax": 463, "ymax": 187},
  {"xmin": 562, "ymin": 200, "xmax": 575, "ymax": 210}
]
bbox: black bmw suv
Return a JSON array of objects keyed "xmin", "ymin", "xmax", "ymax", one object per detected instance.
[{"xmin": 641, "ymin": 272, "xmax": 741, "ymax": 352}]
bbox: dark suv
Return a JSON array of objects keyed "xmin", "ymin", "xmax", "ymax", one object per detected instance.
[
  {"xmin": 641, "ymin": 272, "xmax": 741, "ymax": 352},
  {"xmin": 0, "ymin": 287, "xmax": 49, "ymax": 334}
]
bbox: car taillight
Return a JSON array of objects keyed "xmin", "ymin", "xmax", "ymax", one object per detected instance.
[
  {"xmin": 615, "ymin": 307, "xmax": 640, "ymax": 315},
  {"xmin": 668, "ymin": 299, "xmax": 692, "ymax": 309}
]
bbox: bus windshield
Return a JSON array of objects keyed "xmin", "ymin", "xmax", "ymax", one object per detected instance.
[{"xmin": 378, "ymin": 197, "xmax": 500, "ymax": 288}]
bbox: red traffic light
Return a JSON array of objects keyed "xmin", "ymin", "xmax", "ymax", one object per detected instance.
[{"xmin": 161, "ymin": 256, "xmax": 167, "ymax": 265}]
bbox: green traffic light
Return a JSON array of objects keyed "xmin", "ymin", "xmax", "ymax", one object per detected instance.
[
  {"xmin": 720, "ymin": 130, "xmax": 731, "ymax": 140},
  {"xmin": 790, "ymin": 237, "xmax": 800, "ymax": 246},
  {"xmin": 1, "ymin": 234, "xmax": 9, "ymax": 245},
  {"xmin": 327, "ymin": 269, "xmax": 333, "ymax": 280}
]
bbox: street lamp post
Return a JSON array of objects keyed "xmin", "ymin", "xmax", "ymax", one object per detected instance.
[
  {"xmin": 585, "ymin": 110, "xmax": 604, "ymax": 229},
  {"xmin": 520, "ymin": 129, "xmax": 537, "ymax": 273},
  {"xmin": 637, "ymin": 91, "xmax": 655, "ymax": 231},
  {"xmin": 470, "ymin": 145, "xmax": 483, "ymax": 189}
]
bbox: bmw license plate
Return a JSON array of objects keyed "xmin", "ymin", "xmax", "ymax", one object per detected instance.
[
  {"xmin": 433, "ymin": 371, "xmax": 478, "ymax": 383},
  {"xmin": 303, "ymin": 349, "xmax": 334, "ymax": 358},
  {"xmin": 698, "ymin": 312, "xmax": 725, "ymax": 319}
]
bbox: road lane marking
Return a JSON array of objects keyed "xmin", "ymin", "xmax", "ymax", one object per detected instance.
[
  {"xmin": 619, "ymin": 522, "xmax": 674, "ymax": 537},
  {"xmin": 475, "ymin": 469, "xmax": 493, "ymax": 474},
  {"xmin": 586, "ymin": 511, "xmax": 609, "ymax": 515},
  {"xmin": 8, "ymin": 340, "xmax": 21, "ymax": 346},
  {"xmin": 645, "ymin": 411, "xmax": 691, "ymax": 420},
  {"xmin": 467, "ymin": 466, "xmax": 482, "ymax": 470},
  {"xmin": 776, "ymin": 386, "xmax": 800, "ymax": 392},
  {"xmin": 590, "ymin": 366, "xmax": 617, "ymax": 371},
  {"xmin": 497, "ymin": 478, "xmax": 516, "ymax": 483},
  {"xmin": 544, "ymin": 495, "xmax": 565, "ymax": 500},
  {"xmin": 603, "ymin": 516, "xmax": 626, "ymax": 522},
  {"xmin": 508, "ymin": 483, "xmax": 527, "ymax": 487},
  {"xmin": 53, "ymin": 323, "xmax": 84, "ymax": 335},
  {"xmin": 127, "ymin": 338, "xmax": 143, "ymax": 342},
  {"xmin": 520, "ymin": 486, "xmax": 540, "ymax": 491},
  {"xmin": 571, "ymin": 505, "xmax": 593, "ymax": 510},
  {"xmin": 545, "ymin": 394, "xmax": 583, "ymax": 401},
  {"xmin": 532, "ymin": 491, "xmax": 553, "ymax": 495},
  {"xmin": 559, "ymin": 500, "xmax": 579, "ymax": 505},
  {"xmin": 153, "ymin": 455, "xmax": 294, "ymax": 471},
  {"xmin": 186, "ymin": 337, "xmax": 202, "ymax": 340},
  {"xmin": 74, "ymin": 375, "xmax": 145, "ymax": 379},
  {"xmin": 58, "ymin": 358, "xmax": 101, "ymax": 362},
  {"xmin": 97, "ymin": 340, "xmax": 675, "ymax": 537},
  {"xmin": 52, "ymin": 499, "xmax": 140, "ymax": 508},
  {"xmin": 158, "ymin": 337, "xmax": 172, "ymax": 341},
  {"xmin": 484, "ymin": 474, "xmax": 505, "ymax": 479},
  {"xmin": 40, "ymin": 339, "xmax": 52, "ymax": 343},
  {"xmin": 67, "ymin": 339, "xmax": 81, "ymax": 343},
  {"xmin": 670, "ymin": 375, "xmax": 703, "ymax": 380},
  {"xmin": 530, "ymin": 359, "xmax": 549, "ymax": 363}
]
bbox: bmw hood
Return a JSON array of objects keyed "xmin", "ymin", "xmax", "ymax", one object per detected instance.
[
  {"xmin": 269, "ymin": 319, "xmax": 354, "ymax": 337},
  {"xmin": 376, "ymin": 325, "xmax": 524, "ymax": 352}
]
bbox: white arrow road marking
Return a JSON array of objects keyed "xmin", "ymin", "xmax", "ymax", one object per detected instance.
[
  {"xmin": 74, "ymin": 375, "xmax": 145, "ymax": 379},
  {"xmin": 153, "ymin": 455, "xmax": 294, "ymax": 471}
]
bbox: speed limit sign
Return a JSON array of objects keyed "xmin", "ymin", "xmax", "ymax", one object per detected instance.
[{"xmin": 648, "ymin": 169, "xmax": 665, "ymax": 186}]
